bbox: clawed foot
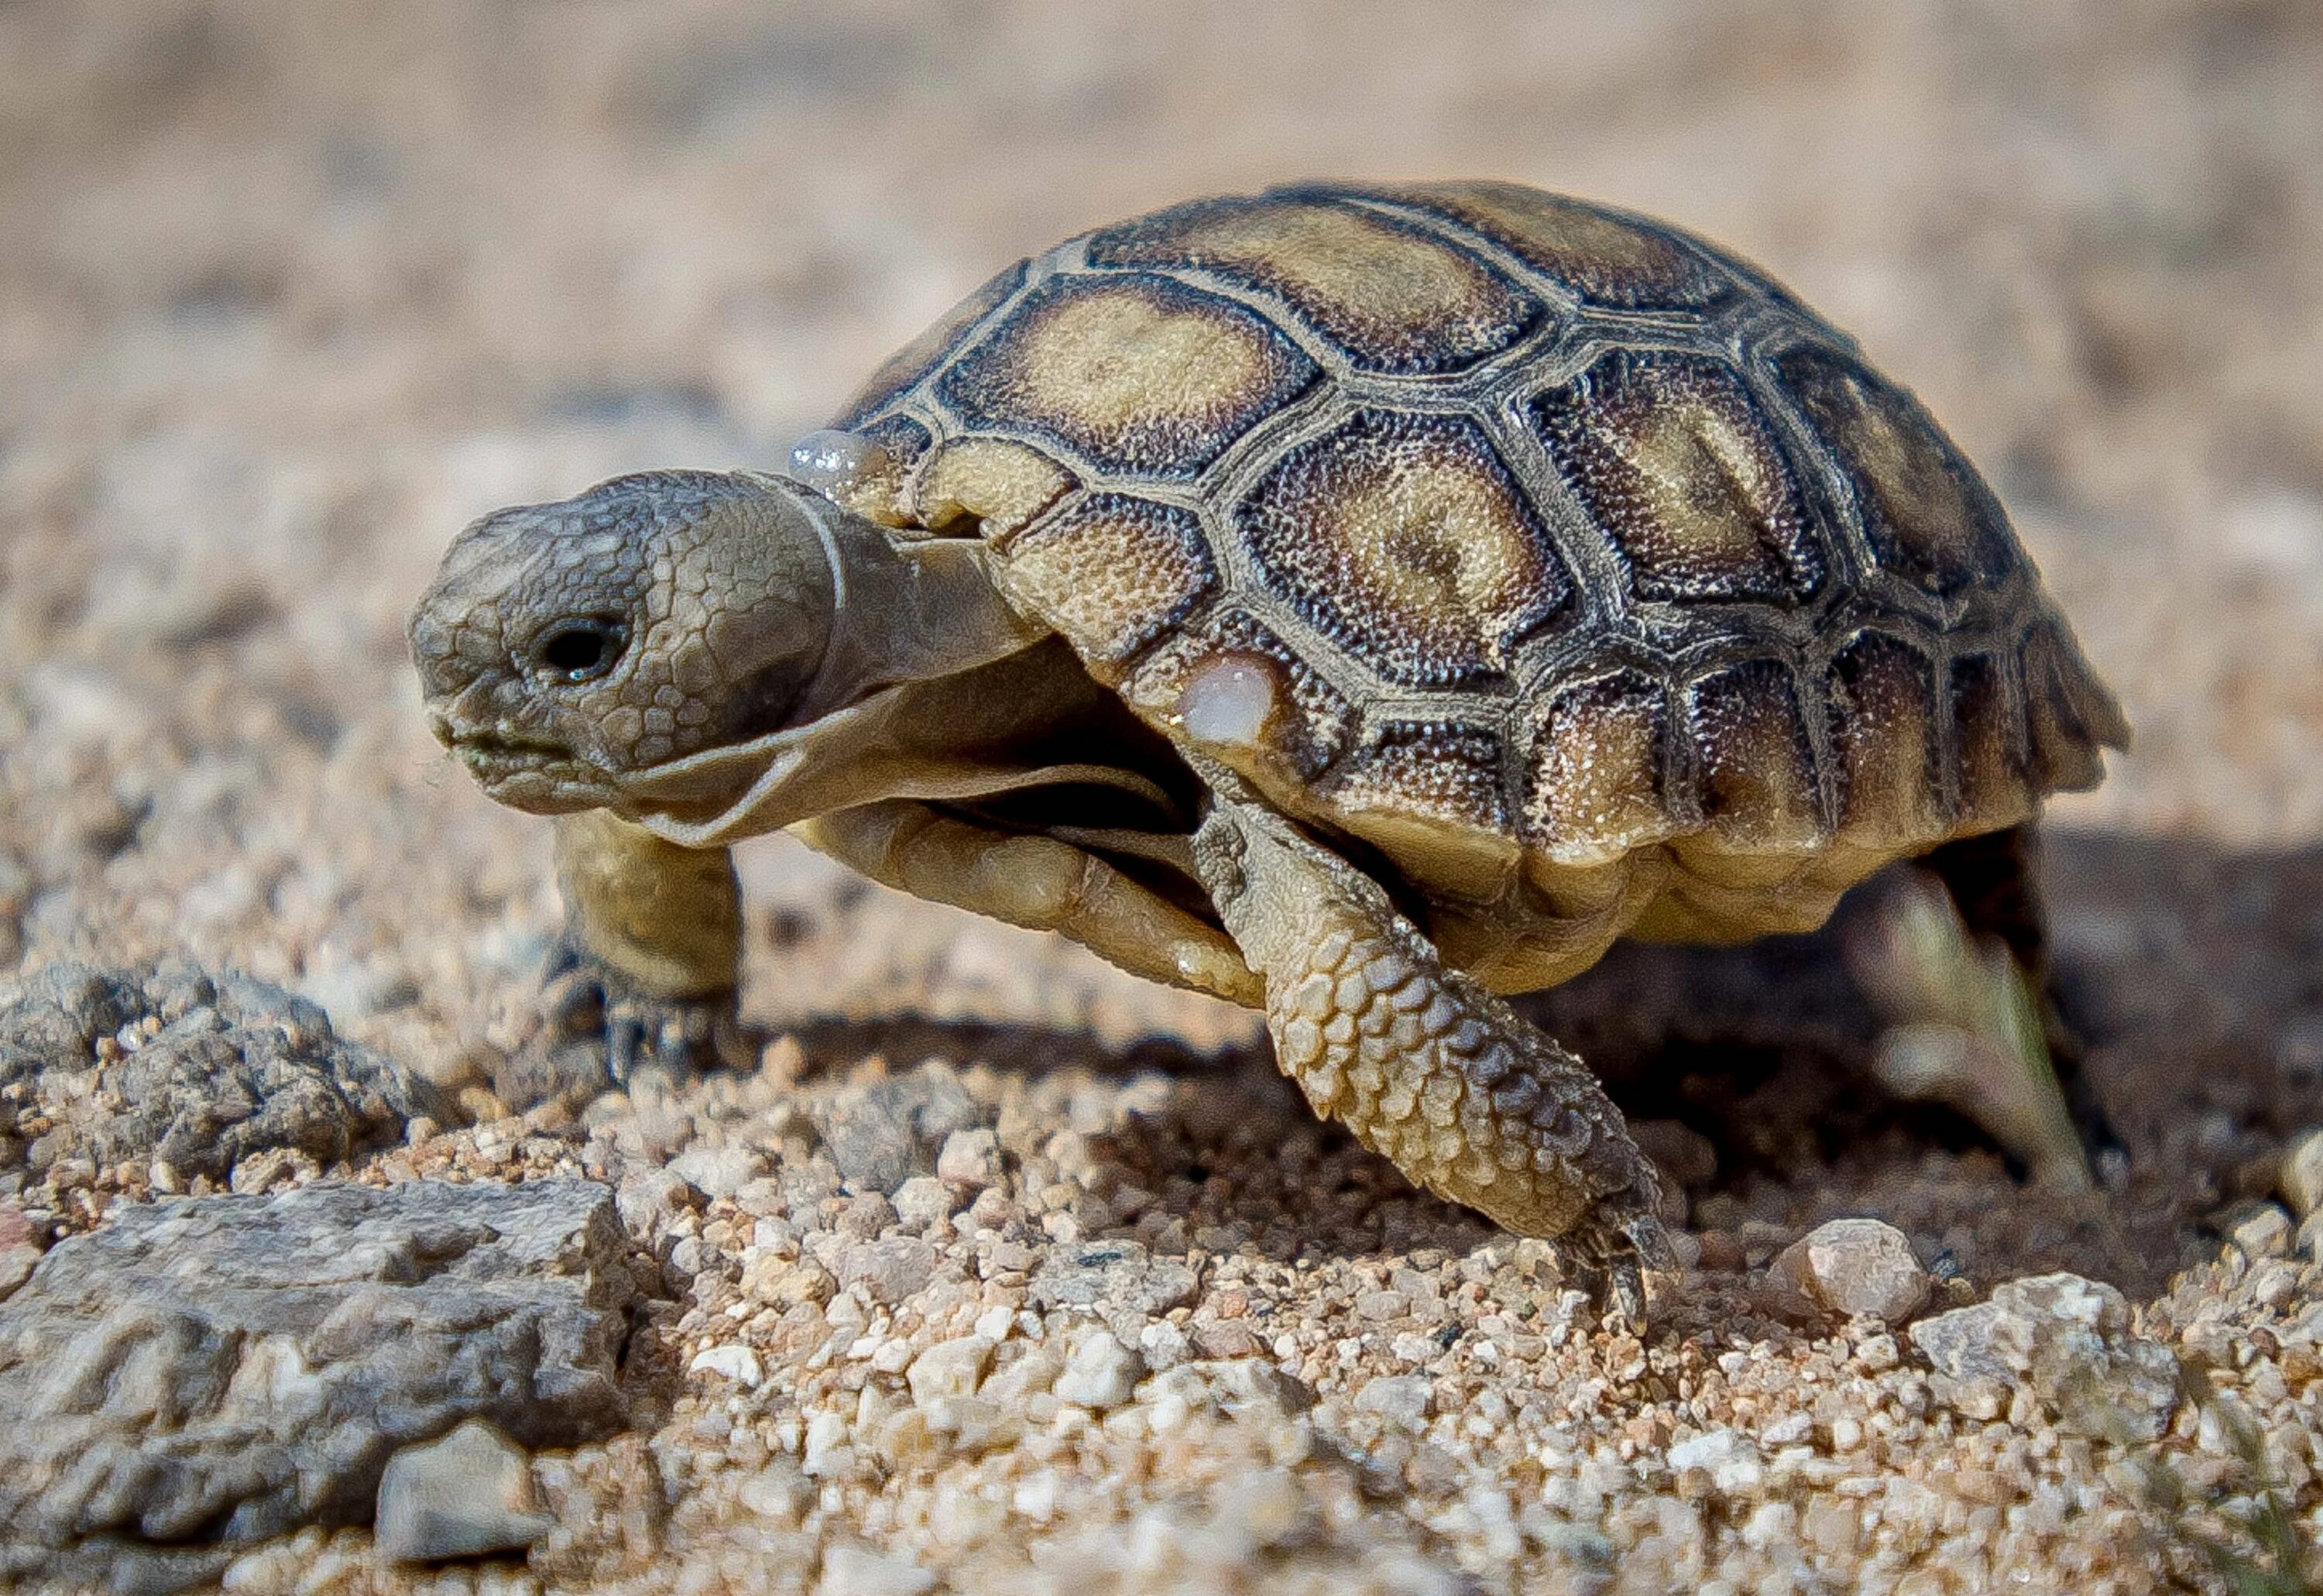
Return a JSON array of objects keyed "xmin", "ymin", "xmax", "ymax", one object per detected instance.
[
  {"xmin": 499, "ymin": 939, "xmax": 748, "ymax": 1110},
  {"xmin": 1549, "ymin": 1209, "xmax": 1676, "ymax": 1333}
]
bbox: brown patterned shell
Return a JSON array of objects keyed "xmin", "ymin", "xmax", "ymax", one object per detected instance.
[{"xmin": 819, "ymin": 181, "xmax": 2126, "ymax": 984}]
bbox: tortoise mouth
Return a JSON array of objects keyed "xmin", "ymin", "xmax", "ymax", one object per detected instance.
[
  {"xmin": 451, "ymin": 728, "xmax": 575, "ymax": 764},
  {"xmin": 442, "ymin": 725, "xmax": 623, "ymax": 814}
]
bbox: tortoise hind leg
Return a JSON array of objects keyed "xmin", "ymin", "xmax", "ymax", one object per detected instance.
[
  {"xmin": 1846, "ymin": 823, "xmax": 2102, "ymax": 1189},
  {"xmin": 1190, "ymin": 791, "xmax": 1669, "ymax": 1326},
  {"xmin": 1920, "ymin": 822, "xmax": 2121, "ymax": 1164}
]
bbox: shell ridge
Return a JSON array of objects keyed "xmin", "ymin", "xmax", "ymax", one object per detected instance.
[
  {"xmin": 1315, "ymin": 184, "xmax": 1735, "ymax": 318},
  {"xmin": 1083, "ymin": 191, "xmax": 1550, "ymax": 378}
]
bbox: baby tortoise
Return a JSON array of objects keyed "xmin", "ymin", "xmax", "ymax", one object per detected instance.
[{"xmin": 411, "ymin": 181, "xmax": 2126, "ymax": 1317}]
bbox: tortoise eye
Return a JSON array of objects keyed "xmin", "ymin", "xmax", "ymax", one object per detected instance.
[{"xmin": 533, "ymin": 616, "xmax": 628, "ymax": 682}]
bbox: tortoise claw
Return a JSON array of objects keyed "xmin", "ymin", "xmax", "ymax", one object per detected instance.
[
  {"xmin": 1555, "ymin": 1210, "xmax": 1670, "ymax": 1334},
  {"xmin": 501, "ymin": 938, "xmax": 746, "ymax": 1110}
]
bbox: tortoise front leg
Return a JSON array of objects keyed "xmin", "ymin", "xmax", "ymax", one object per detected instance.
[
  {"xmin": 541, "ymin": 808, "xmax": 745, "ymax": 1085},
  {"xmin": 792, "ymin": 801, "xmax": 1262, "ymax": 1007},
  {"xmin": 1190, "ymin": 794, "xmax": 1669, "ymax": 1323}
]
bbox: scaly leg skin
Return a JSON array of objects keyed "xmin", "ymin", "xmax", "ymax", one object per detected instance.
[
  {"xmin": 792, "ymin": 801, "xmax": 1264, "ymax": 1008},
  {"xmin": 530, "ymin": 808, "xmax": 746, "ymax": 1093},
  {"xmin": 1843, "ymin": 841, "xmax": 2093, "ymax": 1191},
  {"xmin": 1190, "ymin": 792, "xmax": 1669, "ymax": 1326},
  {"xmin": 1919, "ymin": 825, "xmax": 2118, "ymax": 1159}
]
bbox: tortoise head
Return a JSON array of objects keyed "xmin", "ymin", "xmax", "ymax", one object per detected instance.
[{"xmin": 408, "ymin": 470, "xmax": 839, "ymax": 815}]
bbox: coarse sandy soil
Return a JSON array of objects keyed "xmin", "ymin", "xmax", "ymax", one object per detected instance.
[{"xmin": 5, "ymin": 2, "xmax": 2323, "ymax": 1591}]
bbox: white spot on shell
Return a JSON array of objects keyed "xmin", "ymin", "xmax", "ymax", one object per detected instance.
[
  {"xmin": 1179, "ymin": 655, "xmax": 1275, "ymax": 747},
  {"xmin": 787, "ymin": 428, "xmax": 894, "ymax": 499}
]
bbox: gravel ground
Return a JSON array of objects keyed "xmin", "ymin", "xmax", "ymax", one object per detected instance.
[{"xmin": 5, "ymin": 2, "xmax": 2323, "ymax": 1591}]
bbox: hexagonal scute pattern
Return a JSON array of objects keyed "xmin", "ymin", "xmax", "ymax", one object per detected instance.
[
  {"xmin": 1533, "ymin": 350, "xmax": 1826, "ymax": 607},
  {"xmin": 1343, "ymin": 180, "xmax": 1732, "ymax": 310},
  {"xmin": 1948, "ymin": 652, "xmax": 2035, "ymax": 829},
  {"xmin": 1524, "ymin": 670, "xmax": 1677, "ymax": 866},
  {"xmin": 1775, "ymin": 344, "xmax": 2019, "ymax": 599},
  {"xmin": 1824, "ymin": 630, "xmax": 1944, "ymax": 846},
  {"xmin": 937, "ymin": 273, "xmax": 1319, "ymax": 477},
  {"xmin": 1237, "ymin": 409, "xmax": 1573, "ymax": 688},
  {"xmin": 1686, "ymin": 658, "xmax": 1830, "ymax": 853},
  {"xmin": 1320, "ymin": 720, "xmax": 1510, "ymax": 834},
  {"xmin": 821, "ymin": 180, "xmax": 2124, "ymax": 932},
  {"xmin": 1087, "ymin": 194, "xmax": 1545, "ymax": 375},
  {"xmin": 994, "ymin": 493, "xmax": 1216, "ymax": 672}
]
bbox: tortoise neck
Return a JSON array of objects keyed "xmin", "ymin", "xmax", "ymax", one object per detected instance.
[{"xmin": 757, "ymin": 477, "xmax": 1052, "ymax": 727}]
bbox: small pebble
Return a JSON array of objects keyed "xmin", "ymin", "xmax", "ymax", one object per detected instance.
[
  {"xmin": 1053, "ymin": 1330, "xmax": 1143, "ymax": 1410},
  {"xmin": 2218, "ymin": 1199, "xmax": 2294, "ymax": 1260},
  {"xmin": 1765, "ymin": 1218, "xmax": 1929, "ymax": 1324},
  {"xmin": 936, "ymin": 1127, "xmax": 1001, "ymax": 1187},
  {"xmin": 689, "ymin": 1344, "xmax": 764, "ymax": 1387},
  {"xmin": 1667, "ymin": 1428, "xmax": 1764, "ymax": 1495},
  {"xmin": 1354, "ymin": 1374, "xmax": 1433, "ymax": 1431},
  {"xmin": 892, "ymin": 1175, "xmax": 955, "ymax": 1230},
  {"xmin": 2277, "ymin": 1127, "xmax": 2323, "ymax": 1218},
  {"xmin": 907, "ymin": 1335, "xmax": 996, "ymax": 1406},
  {"xmin": 669, "ymin": 1142, "xmax": 766, "ymax": 1200},
  {"xmin": 801, "ymin": 1411, "xmax": 853, "ymax": 1478},
  {"xmin": 815, "ymin": 1544, "xmax": 934, "ymax": 1596}
]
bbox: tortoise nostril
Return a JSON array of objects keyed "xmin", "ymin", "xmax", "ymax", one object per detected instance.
[{"xmin": 534, "ymin": 617, "xmax": 627, "ymax": 682}]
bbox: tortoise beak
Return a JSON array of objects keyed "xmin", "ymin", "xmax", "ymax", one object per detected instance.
[
  {"xmin": 422, "ymin": 681, "xmax": 623, "ymax": 814},
  {"xmin": 446, "ymin": 733, "xmax": 622, "ymax": 815}
]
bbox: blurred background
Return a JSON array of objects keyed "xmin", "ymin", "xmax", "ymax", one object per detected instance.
[
  {"xmin": 12, "ymin": 14, "xmax": 2323, "ymax": 1584},
  {"xmin": 2, "ymin": 0, "xmax": 2321, "ymax": 1067}
]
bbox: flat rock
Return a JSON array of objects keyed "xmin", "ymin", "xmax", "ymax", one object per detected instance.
[
  {"xmin": 0, "ymin": 1179, "xmax": 636, "ymax": 1580},
  {"xmin": 1909, "ymin": 1272, "xmax": 2180, "ymax": 1440},
  {"xmin": 0, "ymin": 1203, "xmax": 38, "ymax": 1303},
  {"xmin": 374, "ymin": 1418, "xmax": 552, "ymax": 1563},
  {"xmin": 838, "ymin": 1236, "xmax": 938, "ymax": 1305},
  {"xmin": 0, "ymin": 960, "xmax": 454, "ymax": 1182}
]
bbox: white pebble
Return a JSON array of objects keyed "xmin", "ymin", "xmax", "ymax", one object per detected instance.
[
  {"xmin": 1053, "ymin": 1330, "xmax": 1143, "ymax": 1410},
  {"xmin": 688, "ymin": 1344, "xmax": 763, "ymax": 1387},
  {"xmin": 907, "ymin": 1335, "xmax": 997, "ymax": 1406}
]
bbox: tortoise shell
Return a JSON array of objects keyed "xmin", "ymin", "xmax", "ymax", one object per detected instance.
[{"xmin": 812, "ymin": 180, "xmax": 2126, "ymax": 990}]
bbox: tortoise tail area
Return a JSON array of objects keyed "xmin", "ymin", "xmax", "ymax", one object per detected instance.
[{"xmin": 2019, "ymin": 602, "xmax": 2129, "ymax": 798}]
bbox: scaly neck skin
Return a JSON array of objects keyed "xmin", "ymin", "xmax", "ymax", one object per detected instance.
[
  {"xmin": 618, "ymin": 489, "xmax": 1189, "ymax": 849},
  {"xmin": 767, "ymin": 476, "xmax": 1053, "ymax": 725}
]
